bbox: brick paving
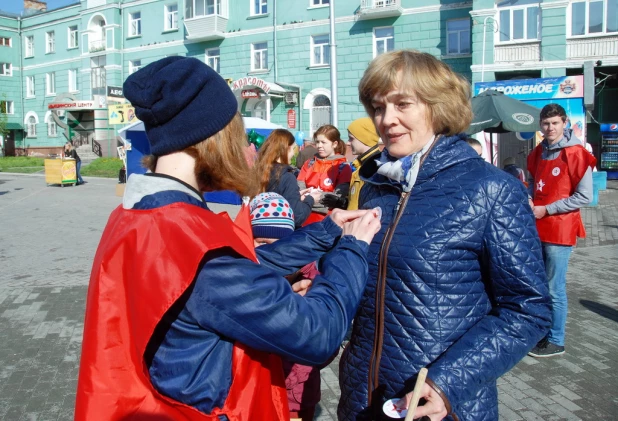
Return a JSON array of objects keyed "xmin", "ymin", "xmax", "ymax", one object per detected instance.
[{"xmin": 0, "ymin": 173, "xmax": 617, "ymax": 420}]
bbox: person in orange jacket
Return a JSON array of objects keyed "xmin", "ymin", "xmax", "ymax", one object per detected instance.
[
  {"xmin": 74, "ymin": 56, "xmax": 382, "ymax": 421},
  {"xmin": 297, "ymin": 125, "xmax": 352, "ymax": 225}
]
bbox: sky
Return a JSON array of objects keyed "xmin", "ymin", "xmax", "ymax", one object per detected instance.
[{"xmin": 0, "ymin": 0, "xmax": 79, "ymax": 15}]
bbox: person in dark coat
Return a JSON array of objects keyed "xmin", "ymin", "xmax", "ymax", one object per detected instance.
[
  {"xmin": 338, "ymin": 50, "xmax": 551, "ymax": 421},
  {"xmin": 254, "ymin": 129, "xmax": 321, "ymax": 227},
  {"xmin": 64, "ymin": 142, "xmax": 84, "ymax": 185}
]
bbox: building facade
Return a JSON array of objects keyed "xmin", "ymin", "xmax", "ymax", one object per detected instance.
[{"xmin": 0, "ymin": 0, "xmax": 615, "ymax": 158}]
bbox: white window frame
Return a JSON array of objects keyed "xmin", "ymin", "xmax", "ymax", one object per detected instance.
[
  {"xmin": 310, "ymin": 34, "xmax": 330, "ymax": 67},
  {"xmin": 186, "ymin": 0, "xmax": 223, "ymax": 18},
  {"xmin": 68, "ymin": 25, "xmax": 78, "ymax": 48},
  {"xmin": 129, "ymin": 59, "xmax": 142, "ymax": 74},
  {"xmin": 46, "ymin": 31, "xmax": 55, "ymax": 53},
  {"xmin": 373, "ymin": 26, "xmax": 394, "ymax": 57},
  {"xmin": 0, "ymin": 37, "xmax": 11, "ymax": 47},
  {"xmin": 164, "ymin": 4, "xmax": 179, "ymax": 30},
  {"xmin": 205, "ymin": 48, "xmax": 220, "ymax": 73},
  {"xmin": 46, "ymin": 72, "xmax": 56, "ymax": 96},
  {"xmin": 0, "ymin": 100, "xmax": 14, "ymax": 115},
  {"xmin": 0, "ymin": 62, "xmax": 12, "ymax": 76},
  {"xmin": 47, "ymin": 115, "xmax": 58, "ymax": 137},
  {"xmin": 26, "ymin": 75, "xmax": 35, "ymax": 97},
  {"xmin": 25, "ymin": 35, "xmax": 34, "ymax": 57},
  {"xmin": 310, "ymin": 0, "xmax": 329, "ymax": 6},
  {"xmin": 446, "ymin": 18, "xmax": 471, "ymax": 55},
  {"xmin": 251, "ymin": 42, "xmax": 268, "ymax": 71},
  {"xmin": 568, "ymin": 0, "xmax": 618, "ymax": 37},
  {"xmin": 251, "ymin": 0, "xmax": 268, "ymax": 16},
  {"xmin": 497, "ymin": 5, "xmax": 540, "ymax": 43},
  {"xmin": 27, "ymin": 115, "xmax": 37, "ymax": 138},
  {"xmin": 129, "ymin": 12, "xmax": 142, "ymax": 37},
  {"xmin": 69, "ymin": 69, "xmax": 78, "ymax": 92}
]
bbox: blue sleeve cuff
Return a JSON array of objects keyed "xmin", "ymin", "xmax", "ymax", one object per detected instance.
[{"xmin": 321, "ymin": 215, "xmax": 343, "ymax": 238}]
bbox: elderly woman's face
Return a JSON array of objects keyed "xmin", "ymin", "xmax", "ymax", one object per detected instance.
[{"xmin": 371, "ymin": 89, "xmax": 434, "ymax": 159}]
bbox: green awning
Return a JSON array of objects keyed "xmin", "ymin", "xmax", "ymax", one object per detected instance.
[{"xmin": 6, "ymin": 122, "xmax": 23, "ymax": 130}]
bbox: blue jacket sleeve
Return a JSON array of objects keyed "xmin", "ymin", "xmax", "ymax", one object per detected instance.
[
  {"xmin": 186, "ymin": 236, "xmax": 370, "ymax": 365},
  {"xmin": 256, "ymin": 216, "xmax": 342, "ymax": 276},
  {"xmin": 427, "ymin": 181, "xmax": 551, "ymax": 414}
]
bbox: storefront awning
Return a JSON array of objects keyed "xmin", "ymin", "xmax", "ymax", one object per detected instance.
[{"xmin": 6, "ymin": 122, "xmax": 23, "ymax": 130}]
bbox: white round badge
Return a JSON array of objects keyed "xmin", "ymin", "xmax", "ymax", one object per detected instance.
[
  {"xmin": 382, "ymin": 398, "xmax": 407, "ymax": 418},
  {"xmin": 323, "ymin": 178, "xmax": 333, "ymax": 187},
  {"xmin": 552, "ymin": 167, "xmax": 561, "ymax": 176}
]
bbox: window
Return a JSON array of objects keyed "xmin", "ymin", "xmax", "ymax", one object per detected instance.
[
  {"xmin": 26, "ymin": 76, "xmax": 35, "ymax": 97},
  {"xmin": 69, "ymin": 69, "xmax": 78, "ymax": 92},
  {"xmin": 129, "ymin": 12, "xmax": 142, "ymax": 36},
  {"xmin": 374, "ymin": 27, "xmax": 394, "ymax": 56},
  {"xmin": 251, "ymin": 42, "xmax": 268, "ymax": 71},
  {"xmin": 571, "ymin": 0, "xmax": 618, "ymax": 36},
  {"xmin": 46, "ymin": 72, "xmax": 56, "ymax": 95},
  {"xmin": 48, "ymin": 117, "xmax": 58, "ymax": 137},
  {"xmin": 311, "ymin": 34, "xmax": 330, "ymax": 66},
  {"xmin": 0, "ymin": 100, "xmax": 14, "ymax": 114},
  {"xmin": 0, "ymin": 37, "xmax": 11, "ymax": 47},
  {"xmin": 311, "ymin": 0, "xmax": 329, "ymax": 5},
  {"xmin": 46, "ymin": 31, "xmax": 55, "ymax": 53},
  {"xmin": 68, "ymin": 25, "xmax": 78, "ymax": 48},
  {"xmin": 27, "ymin": 116, "xmax": 37, "ymax": 137},
  {"xmin": 206, "ymin": 48, "xmax": 220, "ymax": 73},
  {"xmin": 129, "ymin": 59, "xmax": 142, "ymax": 74},
  {"xmin": 252, "ymin": 0, "xmax": 267, "ymax": 15},
  {"xmin": 25, "ymin": 35, "xmax": 34, "ymax": 57},
  {"xmin": 498, "ymin": 0, "xmax": 540, "ymax": 42},
  {"xmin": 165, "ymin": 4, "xmax": 179, "ymax": 30},
  {"xmin": 0, "ymin": 63, "xmax": 11, "ymax": 76},
  {"xmin": 447, "ymin": 19, "xmax": 471, "ymax": 55},
  {"xmin": 186, "ymin": 0, "xmax": 223, "ymax": 18}
]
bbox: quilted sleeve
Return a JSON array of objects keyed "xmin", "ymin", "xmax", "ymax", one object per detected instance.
[{"xmin": 427, "ymin": 180, "xmax": 551, "ymax": 414}]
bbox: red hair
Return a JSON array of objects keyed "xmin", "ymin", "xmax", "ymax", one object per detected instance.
[
  {"xmin": 314, "ymin": 125, "xmax": 346, "ymax": 155},
  {"xmin": 254, "ymin": 129, "xmax": 296, "ymax": 192}
]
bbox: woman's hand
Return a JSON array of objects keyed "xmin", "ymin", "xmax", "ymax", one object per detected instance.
[
  {"xmin": 291, "ymin": 279, "xmax": 312, "ymax": 296},
  {"xmin": 341, "ymin": 208, "xmax": 381, "ymax": 245},
  {"xmin": 396, "ymin": 383, "xmax": 448, "ymax": 421}
]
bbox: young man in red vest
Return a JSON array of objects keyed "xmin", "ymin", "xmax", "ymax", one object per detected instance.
[
  {"xmin": 527, "ymin": 103, "xmax": 596, "ymax": 358},
  {"xmin": 74, "ymin": 56, "xmax": 381, "ymax": 421}
]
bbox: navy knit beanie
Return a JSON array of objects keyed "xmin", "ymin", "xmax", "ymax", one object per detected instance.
[
  {"xmin": 123, "ymin": 56, "xmax": 238, "ymax": 156},
  {"xmin": 250, "ymin": 193, "xmax": 295, "ymax": 239}
]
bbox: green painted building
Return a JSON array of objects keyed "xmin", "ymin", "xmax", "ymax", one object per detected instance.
[{"xmin": 0, "ymin": 0, "xmax": 615, "ymax": 157}]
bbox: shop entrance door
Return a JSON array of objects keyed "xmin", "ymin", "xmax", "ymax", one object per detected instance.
[{"xmin": 311, "ymin": 95, "xmax": 331, "ymax": 137}]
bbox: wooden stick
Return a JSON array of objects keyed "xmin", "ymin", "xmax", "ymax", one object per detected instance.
[{"xmin": 404, "ymin": 368, "xmax": 428, "ymax": 421}]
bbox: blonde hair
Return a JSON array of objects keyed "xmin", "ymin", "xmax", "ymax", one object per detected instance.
[
  {"xmin": 142, "ymin": 113, "xmax": 257, "ymax": 196},
  {"xmin": 358, "ymin": 49, "xmax": 472, "ymax": 136}
]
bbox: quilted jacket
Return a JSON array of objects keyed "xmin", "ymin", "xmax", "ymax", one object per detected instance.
[{"xmin": 338, "ymin": 134, "xmax": 551, "ymax": 421}]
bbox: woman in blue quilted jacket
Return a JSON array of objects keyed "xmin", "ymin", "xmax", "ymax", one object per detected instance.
[{"xmin": 337, "ymin": 50, "xmax": 552, "ymax": 421}]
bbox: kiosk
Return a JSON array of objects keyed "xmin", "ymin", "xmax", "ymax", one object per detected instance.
[{"xmin": 44, "ymin": 158, "xmax": 77, "ymax": 186}]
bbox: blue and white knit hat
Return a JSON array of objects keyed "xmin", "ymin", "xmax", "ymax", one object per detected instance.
[{"xmin": 250, "ymin": 192, "xmax": 295, "ymax": 239}]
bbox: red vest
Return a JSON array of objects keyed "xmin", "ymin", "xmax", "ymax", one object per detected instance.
[
  {"xmin": 75, "ymin": 203, "xmax": 288, "ymax": 421},
  {"xmin": 527, "ymin": 144, "xmax": 596, "ymax": 246}
]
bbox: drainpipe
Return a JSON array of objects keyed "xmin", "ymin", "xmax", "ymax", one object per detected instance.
[
  {"xmin": 119, "ymin": 0, "xmax": 123, "ymax": 82},
  {"xmin": 18, "ymin": 17, "xmax": 25, "ymax": 150},
  {"xmin": 329, "ymin": 0, "xmax": 338, "ymax": 127},
  {"xmin": 273, "ymin": 0, "xmax": 303, "ymax": 133}
]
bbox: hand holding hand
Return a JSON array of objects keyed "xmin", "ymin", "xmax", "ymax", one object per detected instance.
[
  {"xmin": 341, "ymin": 208, "xmax": 382, "ymax": 245},
  {"xmin": 533, "ymin": 205, "xmax": 547, "ymax": 219},
  {"xmin": 396, "ymin": 383, "xmax": 448, "ymax": 421}
]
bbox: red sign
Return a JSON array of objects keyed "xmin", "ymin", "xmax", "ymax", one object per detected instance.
[
  {"xmin": 287, "ymin": 109, "xmax": 296, "ymax": 129},
  {"xmin": 241, "ymin": 89, "xmax": 260, "ymax": 99}
]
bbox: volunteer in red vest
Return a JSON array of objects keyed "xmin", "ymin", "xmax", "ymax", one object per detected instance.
[
  {"xmin": 298, "ymin": 125, "xmax": 352, "ymax": 225},
  {"xmin": 74, "ymin": 56, "xmax": 381, "ymax": 421},
  {"xmin": 527, "ymin": 103, "xmax": 596, "ymax": 358}
]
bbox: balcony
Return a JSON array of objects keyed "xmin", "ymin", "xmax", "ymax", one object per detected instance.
[
  {"xmin": 89, "ymin": 39, "xmax": 106, "ymax": 53},
  {"xmin": 356, "ymin": 0, "xmax": 403, "ymax": 21},
  {"xmin": 184, "ymin": 15, "xmax": 228, "ymax": 41},
  {"xmin": 494, "ymin": 41, "xmax": 540, "ymax": 63},
  {"xmin": 567, "ymin": 34, "xmax": 618, "ymax": 59}
]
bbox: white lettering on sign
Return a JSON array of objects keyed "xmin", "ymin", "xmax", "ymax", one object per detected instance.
[
  {"xmin": 231, "ymin": 77, "xmax": 272, "ymax": 94},
  {"xmin": 479, "ymin": 84, "xmax": 554, "ymax": 96},
  {"xmin": 48, "ymin": 101, "xmax": 97, "ymax": 109}
]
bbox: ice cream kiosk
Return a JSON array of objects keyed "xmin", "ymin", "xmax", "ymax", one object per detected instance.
[{"xmin": 44, "ymin": 157, "xmax": 77, "ymax": 186}]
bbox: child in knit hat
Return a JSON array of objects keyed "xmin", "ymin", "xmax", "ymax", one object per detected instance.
[{"xmin": 251, "ymin": 192, "xmax": 327, "ymax": 421}]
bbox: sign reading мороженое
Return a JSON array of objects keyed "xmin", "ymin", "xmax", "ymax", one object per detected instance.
[{"xmin": 474, "ymin": 76, "xmax": 584, "ymax": 100}]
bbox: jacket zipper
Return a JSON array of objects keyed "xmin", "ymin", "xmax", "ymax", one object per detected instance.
[{"xmin": 366, "ymin": 190, "xmax": 411, "ymax": 407}]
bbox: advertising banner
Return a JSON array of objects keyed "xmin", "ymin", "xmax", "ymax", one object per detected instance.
[{"xmin": 108, "ymin": 103, "xmax": 139, "ymax": 125}]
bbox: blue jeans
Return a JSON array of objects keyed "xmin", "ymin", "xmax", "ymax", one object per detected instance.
[
  {"xmin": 542, "ymin": 243, "xmax": 573, "ymax": 346},
  {"xmin": 76, "ymin": 161, "xmax": 84, "ymax": 184}
]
